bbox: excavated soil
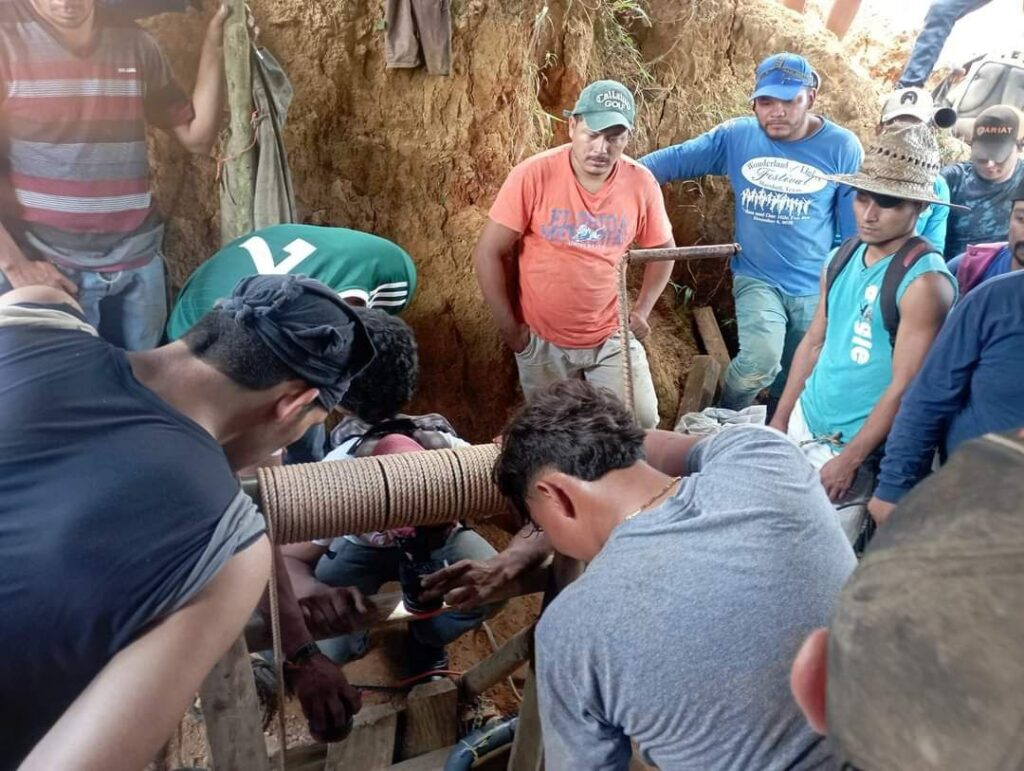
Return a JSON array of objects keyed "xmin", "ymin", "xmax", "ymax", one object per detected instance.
[{"xmin": 144, "ymin": 0, "xmax": 880, "ymax": 440}]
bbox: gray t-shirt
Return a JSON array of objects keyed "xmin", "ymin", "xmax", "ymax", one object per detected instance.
[{"xmin": 535, "ymin": 426, "xmax": 855, "ymax": 770}]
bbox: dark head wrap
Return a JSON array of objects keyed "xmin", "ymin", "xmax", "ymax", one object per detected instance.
[{"xmin": 215, "ymin": 274, "xmax": 375, "ymax": 411}]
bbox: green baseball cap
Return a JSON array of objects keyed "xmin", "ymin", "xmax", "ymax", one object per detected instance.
[{"xmin": 568, "ymin": 80, "xmax": 636, "ymax": 131}]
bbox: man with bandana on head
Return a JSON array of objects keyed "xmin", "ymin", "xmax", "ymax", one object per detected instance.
[{"xmin": 0, "ymin": 274, "xmax": 375, "ymax": 768}]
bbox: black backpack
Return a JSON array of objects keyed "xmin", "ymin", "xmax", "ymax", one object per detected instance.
[{"xmin": 824, "ymin": 235, "xmax": 940, "ymax": 348}]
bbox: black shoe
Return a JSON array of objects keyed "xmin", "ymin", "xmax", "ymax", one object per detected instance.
[{"xmin": 398, "ymin": 555, "xmax": 445, "ymax": 614}]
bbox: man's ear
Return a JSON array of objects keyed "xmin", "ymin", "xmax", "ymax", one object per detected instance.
[
  {"xmin": 274, "ymin": 384, "xmax": 320, "ymax": 422},
  {"xmin": 805, "ymin": 88, "xmax": 818, "ymax": 109},
  {"xmin": 533, "ymin": 471, "xmax": 579, "ymax": 523},
  {"xmin": 791, "ymin": 628, "xmax": 829, "ymax": 734}
]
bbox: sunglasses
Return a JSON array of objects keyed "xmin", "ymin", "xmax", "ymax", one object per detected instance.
[{"xmin": 858, "ymin": 190, "xmax": 905, "ymax": 209}]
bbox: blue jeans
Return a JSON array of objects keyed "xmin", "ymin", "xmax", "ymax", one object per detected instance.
[
  {"xmin": 898, "ymin": 0, "xmax": 992, "ymax": 87},
  {"xmin": 721, "ymin": 275, "xmax": 818, "ymax": 410},
  {"xmin": 313, "ymin": 528, "xmax": 500, "ymax": 663},
  {"xmin": 0, "ymin": 256, "xmax": 167, "ymax": 350}
]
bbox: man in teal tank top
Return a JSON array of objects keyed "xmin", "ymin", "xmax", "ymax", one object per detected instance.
[
  {"xmin": 167, "ymin": 225, "xmax": 418, "ymax": 340},
  {"xmin": 769, "ymin": 125, "xmax": 958, "ymax": 545}
]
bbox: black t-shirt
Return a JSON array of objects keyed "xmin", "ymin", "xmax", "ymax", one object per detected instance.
[{"xmin": 0, "ymin": 306, "xmax": 254, "ymax": 765}]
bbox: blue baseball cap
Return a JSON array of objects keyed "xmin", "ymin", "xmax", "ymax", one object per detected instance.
[{"xmin": 750, "ymin": 53, "xmax": 819, "ymax": 101}]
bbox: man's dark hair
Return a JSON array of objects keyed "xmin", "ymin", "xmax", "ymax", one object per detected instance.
[
  {"xmin": 183, "ymin": 311, "xmax": 297, "ymax": 390},
  {"xmin": 339, "ymin": 308, "xmax": 418, "ymax": 424},
  {"xmin": 493, "ymin": 380, "xmax": 646, "ymax": 525}
]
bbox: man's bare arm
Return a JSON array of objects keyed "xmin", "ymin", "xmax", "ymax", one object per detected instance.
[
  {"xmin": 170, "ymin": 6, "xmax": 228, "ymax": 155},
  {"xmin": 769, "ymin": 272, "xmax": 828, "ymax": 432},
  {"xmin": 473, "ymin": 219, "xmax": 528, "ymax": 352},
  {"xmin": 630, "ymin": 238, "xmax": 675, "ymax": 339}
]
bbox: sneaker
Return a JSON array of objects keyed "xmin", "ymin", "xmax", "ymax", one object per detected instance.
[{"xmin": 398, "ymin": 554, "xmax": 446, "ymax": 614}]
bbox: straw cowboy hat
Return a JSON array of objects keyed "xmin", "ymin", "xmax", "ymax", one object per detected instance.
[{"xmin": 829, "ymin": 123, "xmax": 969, "ymax": 211}]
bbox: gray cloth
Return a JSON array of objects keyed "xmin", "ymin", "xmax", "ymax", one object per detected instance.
[
  {"xmin": 219, "ymin": 45, "xmax": 298, "ymax": 245},
  {"xmin": 252, "ymin": 46, "xmax": 297, "ymax": 230},
  {"xmin": 535, "ymin": 426, "xmax": 855, "ymax": 770}
]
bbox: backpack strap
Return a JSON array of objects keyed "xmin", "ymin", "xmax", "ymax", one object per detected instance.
[
  {"xmin": 880, "ymin": 236, "xmax": 940, "ymax": 348},
  {"xmin": 824, "ymin": 237, "xmax": 863, "ymax": 319}
]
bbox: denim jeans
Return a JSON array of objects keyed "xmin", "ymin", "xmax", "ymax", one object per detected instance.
[
  {"xmin": 721, "ymin": 275, "xmax": 818, "ymax": 410},
  {"xmin": 313, "ymin": 527, "xmax": 500, "ymax": 663},
  {"xmin": 898, "ymin": 0, "xmax": 992, "ymax": 87}
]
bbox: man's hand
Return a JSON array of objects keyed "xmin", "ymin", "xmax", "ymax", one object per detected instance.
[
  {"xmin": 2, "ymin": 258, "xmax": 77, "ymax": 296},
  {"xmin": 819, "ymin": 453, "xmax": 860, "ymax": 503},
  {"xmin": 298, "ymin": 585, "xmax": 369, "ymax": 639},
  {"xmin": 502, "ymin": 323, "xmax": 530, "ymax": 354},
  {"xmin": 286, "ymin": 653, "xmax": 361, "ymax": 743},
  {"xmin": 868, "ymin": 496, "xmax": 896, "ymax": 526},
  {"xmin": 420, "ymin": 556, "xmax": 513, "ymax": 612},
  {"xmin": 628, "ymin": 309, "xmax": 651, "ymax": 340},
  {"xmin": 205, "ymin": 2, "xmax": 230, "ymax": 43}
]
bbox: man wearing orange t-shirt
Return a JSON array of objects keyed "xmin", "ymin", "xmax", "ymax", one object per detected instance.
[{"xmin": 473, "ymin": 80, "xmax": 675, "ymax": 428}]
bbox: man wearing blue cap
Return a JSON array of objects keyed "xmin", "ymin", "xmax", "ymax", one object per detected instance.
[
  {"xmin": 0, "ymin": 274, "xmax": 375, "ymax": 768},
  {"xmin": 641, "ymin": 53, "xmax": 863, "ymax": 412},
  {"xmin": 474, "ymin": 79, "xmax": 675, "ymax": 428}
]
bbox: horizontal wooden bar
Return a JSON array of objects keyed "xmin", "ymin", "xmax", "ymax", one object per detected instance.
[{"xmin": 627, "ymin": 243, "xmax": 740, "ymax": 264}]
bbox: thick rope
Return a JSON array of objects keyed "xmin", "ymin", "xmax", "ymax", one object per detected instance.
[
  {"xmin": 258, "ymin": 444, "xmax": 504, "ymax": 544},
  {"xmin": 617, "ymin": 253, "xmax": 636, "ymax": 418}
]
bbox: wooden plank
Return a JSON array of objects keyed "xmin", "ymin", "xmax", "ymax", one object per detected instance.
[
  {"xmin": 507, "ymin": 669, "xmax": 543, "ymax": 771},
  {"xmin": 198, "ymin": 635, "xmax": 270, "ymax": 771},
  {"xmin": 219, "ymin": 0, "xmax": 255, "ymax": 244},
  {"xmin": 692, "ymin": 306, "xmax": 731, "ymax": 384},
  {"xmin": 675, "ymin": 355, "xmax": 721, "ymax": 428},
  {"xmin": 459, "ymin": 624, "xmax": 533, "ymax": 701},
  {"xmin": 324, "ymin": 703, "xmax": 399, "ymax": 770},
  {"xmin": 509, "ymin": 552, "xmax": 582, "ymax": 771},
  {"xmin": 399, "ymin": 679, "xmax": 458, "ymax": 760}
]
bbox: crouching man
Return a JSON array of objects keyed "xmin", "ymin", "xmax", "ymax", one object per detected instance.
[{"xmin": 491, "ymin": 380, "xmax": 855, "ymax": 769}]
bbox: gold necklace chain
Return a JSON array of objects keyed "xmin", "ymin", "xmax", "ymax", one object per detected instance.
[{"xmin": 622, "ymin": 476, "xmax": 682, "ymax": 523}]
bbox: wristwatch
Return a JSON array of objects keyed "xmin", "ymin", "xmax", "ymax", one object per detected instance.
[{"xmin": 284, "ymin": 641, "xmax": 320, "ymax": 668}]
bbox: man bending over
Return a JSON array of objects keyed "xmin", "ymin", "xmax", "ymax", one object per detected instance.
[
  {"xmin": 492, "ymin": 380, "xmax": 854, "ymax": 769},
  {"xmin": 0, "ymin": 274, "xmax": 373, "ymax": 768}
]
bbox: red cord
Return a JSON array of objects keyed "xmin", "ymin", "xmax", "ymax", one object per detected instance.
[{"xmin": 355, "ymin": 669, "xmax": 464, "ymax": 692}]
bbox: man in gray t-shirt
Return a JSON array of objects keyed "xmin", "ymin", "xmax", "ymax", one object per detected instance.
[{"xmin": 493, "ymin": 380, "xmax": 855, "ymax": 770}]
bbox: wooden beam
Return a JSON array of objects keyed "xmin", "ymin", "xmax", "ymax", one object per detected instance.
[
  {"xmin": 220, "ymin": 0, "xmax": 255, "ymax": 243},
  {"xmin": 692, "ymin": 306, "xmax": 731, "ymax": 383},
  {"xmin": 627, "ymin": 243, "xmax": 740, "ymax": 264},
  {"xmin": 507, "ymin": 669, "xmax": 543, "ymax": 771},
  {"xmin": 459, "ymin": 624, "xmax": 533, "ymax": 701},
  {"xmin": 399, "ymin": 679, "xmax": 458, "ymax": 760},
  {"xmin": 509, "ymin": 553, "xmax": 583, "ymax": 771},
  {"xmin": 199, "ymin": 635, "xmax": 270, "ymax": 771},
  {"xmin": 675, "ymin": 355, "xmax": 721, "ymax": 427},
  {"xmin": 324, "ymin": 703, "xmax": 400, "ymax": 770},
  {"xmin": 389, "ymin": 745, "xmax": 453, "ymax": 770}
]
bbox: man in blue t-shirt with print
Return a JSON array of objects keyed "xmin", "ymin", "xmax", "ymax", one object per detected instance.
[
  {"xmin": 769, "ymin": 125, "xmax": 957, "ymax": 544},
  {"xmin": 641, "ymin": 52, "xmax": 863, "ymax": 410}
]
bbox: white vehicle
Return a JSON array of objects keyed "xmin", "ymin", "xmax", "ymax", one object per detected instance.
[{"xmin": 934, "ymin": 50, "xmax": 1024, "ymax": 140}]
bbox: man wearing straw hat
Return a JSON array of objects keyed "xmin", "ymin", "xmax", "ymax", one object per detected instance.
[
  {"xmin": 769, "ymin": 124, "xmax": 959, "ymax": 545},
  {"xmin": 474, "ymin": 79, "xmax": 675, "ymax": 429}
]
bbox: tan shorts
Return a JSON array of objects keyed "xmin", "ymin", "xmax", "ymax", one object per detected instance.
[{"xmin": 514, "ymin": 330, "xmax": 659, "ymax": 429}]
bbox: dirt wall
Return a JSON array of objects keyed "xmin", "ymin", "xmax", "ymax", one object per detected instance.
[{"xmin": 145, "ymin": 0, "xmax": 880, "ymax": 440}]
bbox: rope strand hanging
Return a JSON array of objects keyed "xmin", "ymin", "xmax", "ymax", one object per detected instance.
[{"xmin": 615, "ymin": 243, "xmax": 742, "ymax": 419}]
